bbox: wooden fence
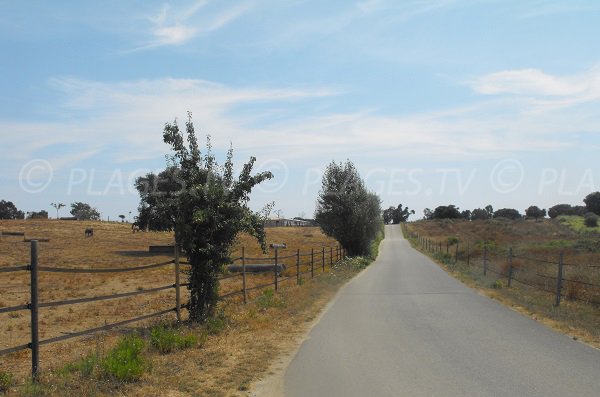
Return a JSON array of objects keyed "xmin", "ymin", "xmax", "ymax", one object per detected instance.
[
  {"xmin": 409, "ymin": 231, "xmax": 600, "ymax": 307},
  {"xmin": 0, "ymin": 241, "xmax": 345, "ymax": 380}
]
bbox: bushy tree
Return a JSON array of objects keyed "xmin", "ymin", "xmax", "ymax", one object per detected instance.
[
  {"xmin": 383, "ymin": 204, "xmax": 414, "ymax": 224},
  {"xmin": 493, "ymin": 208, "xmax": 521, "ymax": 220},
  {"xmin": 432, "ymin": 205, "xmax": 461, "ymax": 219},
  {"xmin": 461, "ymin": 209, "xmax": 472, "ymax": 220},
  {"xmin": 134, "ymin": 166, "xmax": 184, "ymax": 231},
  {"xmin": 163, "ymin": 113, "xmax": 273, "ymax": 322},
  {"xmin": 525, "ymin": 205, "xmax": 546, "ymax": 219},
  {"xmin": 27, "ymin": 210, "xmax": 48, "ymax": 219},
  {"xmin": 584, "ymin": 192, "xmax": 600, "ymax": 215},
  {"xmin": 547, "ymin": 204, "xmax": 586, "ymax": 219},
  {"xmin": 383, "ymin": 207, "xmax": 394, "ymax": 224},
  {"xmin": 0, "ymin": 200, "xmax": 24, "ymax": 219},
  {"xmin": 470, "ymin": 208, "xmax": 490, "ymax": 220},
  {"xmin": 315, "ymin": 160, "xmax": 382, "ymax": 256},
  {"xmin": 70, "ymin": 202, "xmax": 100, "ymax": 220},
  {"xmin": 584, "ymin": 212, "xmax": 599, "ymax": 227}
]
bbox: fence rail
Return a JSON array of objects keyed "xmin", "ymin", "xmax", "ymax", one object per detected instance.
[
  {"xmin": 0, "ymin": 240, "xmax": 345, "ymax": 381},
  {"xmin": 409, "ymin": 231, "xmax": 600, "ymax": 308}
]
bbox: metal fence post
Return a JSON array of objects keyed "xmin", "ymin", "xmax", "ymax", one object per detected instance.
[
  {"xmin": 555, "ymin": 251, "xmax": 564, "ymax": 307},
  {"xmin": 174, "ymin": 244, "xmax": 181, "ymax": 322},
  {"xmin": 507, "ymin": 248, "xmax": 513, "ymax": 287},
  {"xmin": 274, "ymin": 248, "xmax": 279, "ymax": 291},
  {"xmin": 322, "ymin": 247, "xmax": 325, "ymax": 272},
  {"xmin": 483, "ymin": 246, "xmax": 488, "ymax": 276},
  {"xmin": 296, "ymin": 249, "xmax": 300, "ymax": 285},
  {"xmin": 30, "ymin": 240, "xmax": 40, "ymax": 381},
  {"xmin": 311, "ymin": 248, "xmax": 314, "ymax": 279},
  {"xmin": 242, "ymin": 247, "xmax": 247, "ymax": 304}
]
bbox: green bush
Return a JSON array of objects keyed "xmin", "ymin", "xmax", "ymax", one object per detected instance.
[
  {"xmin": 150, "ymin": 326, "xmax": 198, "ymax": 354},
  {"xmin": 584, "ymin": 213, "xmax": 598, "ymax": 228},
  {"xmin": 101, "ymin": 334, "xmax": 146, "ymax": 382},
  {"xmin": 205, "ymin": 312, "xmax": 228, "ymax": 335},
  {"xmin": 0, "ymin": 371, "xmax": 13, "ymax": 394},
  {"xmin": 255, "ymin": 288, "xmax": 286, "ymax": 311},
  {"xmin": 62, "ymin": 354, "xmax": 99, "ymax": 377}
]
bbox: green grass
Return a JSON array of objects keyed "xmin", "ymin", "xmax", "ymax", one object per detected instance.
[
  {"xmin": 255, "ymin": 288, "xmax": 286, "ymax": 310},
  {"xmin": 149, "ymin": 325, "xmax": 199, "ymax": 354},
  {"xmin": 558, "ymin": 215, "xmax": 600, "ymax": 233},
  {"xmin": 100, "ymin": 334, "xmax": 146, "ymax": 383},
  {"xmin": 0, "ymin": 370, "xmax": 12, "ymax": 394}
]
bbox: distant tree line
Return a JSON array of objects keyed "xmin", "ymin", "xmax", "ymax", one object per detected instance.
[
  {"xmin": 382, "ymin": 204, "xmax": 415, "ymax": 224},
  {"xmin": 422, "ymin": 192, "xmax": 600, "ymax": 223},
  {"xmin": 0, "ymin": 200, "xmax": 100, "ymax": 221}
]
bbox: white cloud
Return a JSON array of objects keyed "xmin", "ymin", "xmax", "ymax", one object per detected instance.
[{"xmin": 131, "ymin": 0, "xmax": 256, "ymax": 51}]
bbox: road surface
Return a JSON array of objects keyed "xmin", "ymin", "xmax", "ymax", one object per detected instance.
[{"xmin": 284, "ymin": 225, "xmax": 600, "ymax": 396}]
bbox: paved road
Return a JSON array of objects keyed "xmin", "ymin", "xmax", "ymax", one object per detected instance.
[{"xmin": 284, "ymin": 225, "xmax": 600, "ymax": 397}]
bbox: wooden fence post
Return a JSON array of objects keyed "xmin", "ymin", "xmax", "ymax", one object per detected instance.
[
  {"xmin": 174, "ymin": 244, "xmax": 181, "ymax": 322},
  {"xmin": 555, "ymin": 251, "xmax": 564, "ymax": 307},
  {"xmin": 311, "ymin": 248, "xmax": 314, "ymax": 279},
  {"xmin": 446, "ymin": 241, "xmax": 449, "ymax": 254},
  {"xmin": 296, "ymin": 249, "xmax": 300, "ymax": 285},
  {"xmin": 274, "ymin": 248, "xmax": 279, "ymax": 291},
  {"xmin": 467, "ymin": 242, "xmax": 470, "ymax": 266},
  {"xmin": 507, "ymin": 248, "xmax": 513, "ymax": 287},
  {"xmin": 322, "ymin": 247, "xmax": 325, "ymax": 272},
  {"xmin": 455, "ymin": 242, "xmax": 459, "ymax": 264},
  {"xmin": 483, "ymin": 246, "xmax": 488, "ymax": 276},
  {"xmin": 330, "ymin": 247, "xmax": 333, "ymax": 266},
  {"xmin": 30, "ymin": 240, "xmax": 40, "ymax": 382},
  {"xmin": 242, "ymin": 247, "xmax": 247, "ymax": 304}
]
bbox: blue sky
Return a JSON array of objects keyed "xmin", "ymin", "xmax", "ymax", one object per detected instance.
[{"xmin": 1, "ymin": 0, "xmax": 600, "ymax": 220}]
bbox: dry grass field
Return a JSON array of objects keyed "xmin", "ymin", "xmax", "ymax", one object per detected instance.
[
  {"xmin": 0, "ymin": 219, "xmax": 344, "ymax": 394},
  {"xmin": 405, "ymin": 217, "xmax": 600, "ymax": 348}
]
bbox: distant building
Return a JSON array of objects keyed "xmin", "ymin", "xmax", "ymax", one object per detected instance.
[{"xmin": 264, "ymin": 216, "xmax": 314, "ymax": 227}]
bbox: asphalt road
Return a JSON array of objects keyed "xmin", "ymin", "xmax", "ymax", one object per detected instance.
[{"xmin": 283, "ymin": 225, "xmax": 600, "ymax": 397}]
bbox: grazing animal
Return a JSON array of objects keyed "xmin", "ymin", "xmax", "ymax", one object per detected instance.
[
  {"xmin": 131, "ymin": 224, "xmax": 140, "ymax": 233},
  {"xmin": 84, "ymin": 228, "xmax": 94, "ymax": 237}
]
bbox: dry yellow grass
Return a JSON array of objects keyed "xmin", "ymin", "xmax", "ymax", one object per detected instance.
[{"xmin": 0, "ymin": 219, "xmax": 341, "ymax": 391}]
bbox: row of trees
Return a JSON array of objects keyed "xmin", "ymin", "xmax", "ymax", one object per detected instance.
[
  {"xmin": 423, "ymin": 192, "xmax": 600, "ymax": 221},
  {"xmin": 133, "ymin": 113, "xmax": 382, "ymax": 322},
  {"xmin": 382, "ymin": 204, "xmax": 414, "ymax": 224},
  {"xmin": 0, "ymin": 200, "xmax": 100, "ymax": 221}
]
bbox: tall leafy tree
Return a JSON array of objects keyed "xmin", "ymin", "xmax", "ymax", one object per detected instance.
[
  {"xmin": 163, "ymin": 113, "xmax": 273, "ymax": 322},
  {"xmin": 134, "ymin": 166, "xmax": 184, "ymax": 231},
  {"xmin": 70, "ymin": 202, "xmax": 100, "ymax": 220},
  {"xmin": 525, "ymin": 205, "xmax": 546, "ymax": 219},
  {"xmin": 315, "ymin": 160, "xmax": 382, "ymax": 256},
  {"xmin": 0, "ymin": 200, "xmax": 25, "ymax": 219},
  {"xmin": 51, "ymin": 202, "xmax": 66, "ymax": 219},
  {"xmin": 584, "ymin": 192, "xmax": 600, "ymax": 215}
]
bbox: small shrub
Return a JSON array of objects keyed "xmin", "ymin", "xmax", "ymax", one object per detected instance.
[
  {"xmin": 491, "ymin": 280, "xmax": 504, "ymax": 289},
  {"xmin": 584, "ymin": 213, "xmax": 598, "ymax": 228},
  {"xmin": 255, "ymin": 288, "xmax": 286, "ymax": 310},
  {"xmin": 434, "ymin": 252, "xmax": 453, "ymax": 265},
  {"xmin": 101, "ymin": 334, "xmax": 146, "ymax": 382},
  {"xmin": 205, "ymin": 312, "xmax": 228, "ymax": 335},
  {"xmin": 62, "ymin": 354, "xmax": 99, "ymax": 377},
  {"xmin": 0, "ymin": 371, "xmax": 13, "ymax": 393},
  {"xmin": 150, "ymin": 326, "xmax": 198, "ymax": 354}
]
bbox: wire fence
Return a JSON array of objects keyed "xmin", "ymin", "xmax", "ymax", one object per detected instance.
[
  {"xmin": 408, "ymin": 229, "xmax": 600, "ymax": 308},
  {"xmin": 0, "ymin": 240, "xmax": 345, "ymax": 380}
]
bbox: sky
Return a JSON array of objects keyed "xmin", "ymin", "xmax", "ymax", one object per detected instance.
[{"xmin": 1, "ymin": 0, "xmax": 600, "ymax": 221}]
